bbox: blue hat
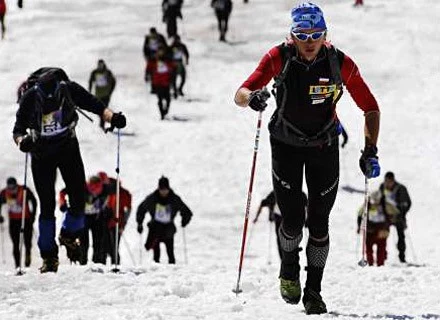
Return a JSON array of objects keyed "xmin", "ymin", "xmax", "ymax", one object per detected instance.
[{"xmin": 290, "ymin": 2, "xmax": 326, "ymax": 33}]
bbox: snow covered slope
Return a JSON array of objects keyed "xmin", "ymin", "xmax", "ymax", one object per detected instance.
[{"xmin": 0, "ymin": 0, "xmax": 439, "ymax": 319}]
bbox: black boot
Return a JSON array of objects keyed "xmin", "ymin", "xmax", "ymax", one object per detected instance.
[
  {"xmin": 303, "ymin": 287, "xmax": 327, "ymax": 315},
  {"xmin": 303, "ymin": 266, "xmax": 327, "ymax": 314},
  {"xmin": 40, "ymin": 257, "xmax": 59, "ymax": 273}
]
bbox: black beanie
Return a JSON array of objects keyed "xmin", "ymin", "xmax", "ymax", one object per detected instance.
[{"xmin": 158, "ymin": 176, "xmax": 170, "ymax": 189}]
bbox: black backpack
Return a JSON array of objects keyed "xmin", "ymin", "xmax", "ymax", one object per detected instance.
[{"xmin": 18, "ymin": 67, "xmax": 78, "ymax": 129}]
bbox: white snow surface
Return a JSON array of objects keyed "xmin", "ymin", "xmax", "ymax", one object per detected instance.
[{"xmin": 1, "ymin": 0, "xmax": 440, "ymax": 319}]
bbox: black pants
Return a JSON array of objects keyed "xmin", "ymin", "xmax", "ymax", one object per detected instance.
[
  {"xmin": 0, "ymin": 14, "xmax": 5, "ymax": 39},
  {"xmin": 273, "ymin": 215, "xmax": 282, "ymax": 259},
  {"xmin": 394, "ymin": 220, "xmax": 406, "ymax": 261},
  {"xmin": 32, "ymin": 137, "xmax": 86, "ymax": 258},
  {"xmin": 82, "ymin": 214, "xmax": 104, "ymax": 264},
  {"xmin": 98, "ymin": 95, "xmax": 111, "ymax": 129},
  {"xmin": 271, "ymin": 138, "xmax": 339, "ymax": 239},
  {"xmin": 215, "ymin": 11, "xmax": 230, "ymax": 40},
  {"xmin": 173, "ymin": 64, "xmax": 186, "ymax": 96},
  {"xmin": 166, "ymin": 17, "xmax": 178, "ymax": 38},
  {"xmin": 103, "ymin": 227, "xmax": 121, "ymax": 265},
  {"xmin": 9, "ymin": 219, "xmax": 33, "ymax": 268},
  {"xmin": 153, "ymin": 238, "xmax": 175, "ymax": 264},
  {"xmin": 155, "ymin": 86, "xmax": 171, "ymax": 119}
]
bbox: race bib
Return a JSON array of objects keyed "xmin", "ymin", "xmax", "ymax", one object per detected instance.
[
  {"xmin": 154, "ymin": 204, "xmax": 172, "ymax": 223},
  {"xmin": 7, "ymin": 198, "xmax": 22, "ymax": 214},
  {"xmin": 95, "ymin": 74, "xmax": 109, "ymax": 87},
  {"xmin": 157, "ymin": 61, "xmax": 169, "ymax": 74},
  {"xmin": 173, "ymin": 49, "xmax": 184, "ymax": 60},
  {"xmin": 41, "ymin": 110, "xmax": 68, "ymax": 137},
  {"xmin": 368, "ymin": 207, "xmax": 386, "ymax": 223},
  {"xmin": 149, "ymin": 39, "xmax": 160, "ymax": 51}
]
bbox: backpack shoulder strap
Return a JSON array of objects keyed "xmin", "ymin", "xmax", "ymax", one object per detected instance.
[
  {"xmin": 326, "ymin": 44, "xmax": 344, "ymax": 104},
  {"xmin": 273, "ymin": 43, "xmax": 296, "ymax": 89}
]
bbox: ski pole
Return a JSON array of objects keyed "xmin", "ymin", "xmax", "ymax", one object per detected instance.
[
  {"xmin": 233, "ymin": 111, "xmax": 263, "ymax": 295},
  {"xmin": 139, "ymin": 232, "xmax": 143, "ymax": 266},
  {"xmin": 267, "ymin": 220, "xmax": 273, "ymax": 265},
  {"xmin": 17, "ymin": 152, "xmax": 29, "ymax": 275},
  {"xmin": 358, "ymin": 176, "xmax": 369, "ymax": 267},
  {"xmin": 182, "ymin": 227, "xmax": 188, "ymax": 265},
  {"xmin": 112, "ymin": 129, "xmax": 121, "ymax": 273},
  {"xmin": 1, "ymin": 224, "xmax": 5, "ymax": 264}
]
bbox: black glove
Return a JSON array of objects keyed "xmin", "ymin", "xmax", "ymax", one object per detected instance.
[
  {"xmin": 110, "ymin": 112, "xmax": 127, "ymax": 129},
  {"xmin": 137, "ymin": 224, "xmax": 143, "ymax": 234},
  {"xmin": 359, "ymin": 145, "xmax": 381, "ymax": 178},
  {"xmin": 248, "ymin": 88, "xmax": 270, "ymax": 112},
  {"xmin": 0, "ymin": 215, "xmax": 4, "ymax": 224},
  {"xmin": 59, "ymin": 204, "xmax": 68, "ymax": 212},
  {"xmin": 19, "ymin": 135, "xmax": 36, "ymax": 153},
  {"xmin": 181, "ymin": 217, "xmax": 190, "ymax": 228}
]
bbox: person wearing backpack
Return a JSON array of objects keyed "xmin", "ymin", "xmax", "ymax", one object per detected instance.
[
  {"xmin": 12, "ymin": 68, "xmax": 127, "ymax": 273},
  {"xmin": 234, "ymin": 2, "xmax": 380, "ymax": 314},
  {"xmin": 88, "ymin": 59, "xmax": 117, "ymax": 132},
  {"xmin": 211, "ymin": 0, "xmax": 232, "ymax": 42},
  {"xmin": 0, "ymin": 0, "xmax": 6, "ymax": 40}
]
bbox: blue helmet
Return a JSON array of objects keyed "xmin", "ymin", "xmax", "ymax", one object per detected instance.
[{"xmin": 290, "ymin": 2, "xmax": 327, "ymax": 33}]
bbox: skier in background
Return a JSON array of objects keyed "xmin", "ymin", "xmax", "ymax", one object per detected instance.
[
  {"xmin": 354, "ymin": 0, "xmax": 363, "ymax": 7},
  {"xmin": 136, "ymin": 176, "xmax": 192, "ymax": 264},
  {"xmin": 211, "ymin": 0, "xmax": 233, "ymax": 42},
  {"xmin": 234, "ymin": 2, "xmax": 380, "ymax": 314},
  {"xmin": 162, "ymin": 0, "xmax": 184, "ymax": 39},
  {"xmin": 0, "ymin": 0, "xmax": 6, "ymax": 40},
  {"xmin": 357, "ymin": 190, "xmax": 395, "ymax": 266},
  {"xmin": 254, "ymin": 190, "xmax": 308, "ymax": 260},
  {"xmin": 147, "ymin": 46, "xmax": 176, "ymax": 120},
  {"xmin": 170, "ymin": 35, "xmax": 189, "ymax": 98},
  {"xmin": 379, "ymin": 171, "xmax": 411, "ymax": 263},
  {"xmin": 89, "ymin": 59, "xmax": 117, "ymax": 132},
  {"xmin": 0, "ymin": 177, "xmax": 37, "ymax": 268},
  {"xmin": 101, "ymin": 178, "xmax": 132, "ymax": 265},
  {"xmin": 13, "ymin": 67, "xmax": 127, "ymax": 273},
  {"xmin": 143, "ymin": 27, "xmax": 167, "ymax": 82}
]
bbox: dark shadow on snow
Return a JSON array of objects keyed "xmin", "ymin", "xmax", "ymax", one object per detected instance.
[
  {"xmin": 328, "ymin": 311, "xmax": 440, "ymax": 319},
  {"xmin": 341, "ymin": 184, "xmax": 364, "ymax": 194}
]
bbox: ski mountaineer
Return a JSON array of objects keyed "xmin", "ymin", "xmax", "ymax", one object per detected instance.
[
  {"xmin": 12, "ymin": 67, "xmax": 127, "ymax": 273},
  {"xmin": 379, "ymin": 171, "xmax": 411, "ymax": 263},
  {"xmin": 88, "ymin": 59, "xmax": 117, "ymax": 132},
  {"xmin": 234, "ymin": 2, "xmax": 380, "ymax": 314},
  {"xmin": 0, "ymin": 177, "xmax": 37, "ymax": 268},
  {"xmin": 211, "ymin": 0, "xmax": 232, "ymax": 42},
  {"xmin": 170, "ymin": 35, "xmax": 189, "ymax": 98},
  {"xmin": 357, "ymin": 190, "xmax": 395, "ymax": 266},
  {"xmin": 136, "ymin": 176, "xmax": 192, "ymax": 264}
]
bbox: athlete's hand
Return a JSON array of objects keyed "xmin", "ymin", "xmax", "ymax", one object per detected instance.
[
  {"xmin": 359, "ymin": 145, "xmax": 380, "ymax": 178},
  {"xmin": 248, "ymin": 88, "xmax": 270, "ymax": 112}
]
